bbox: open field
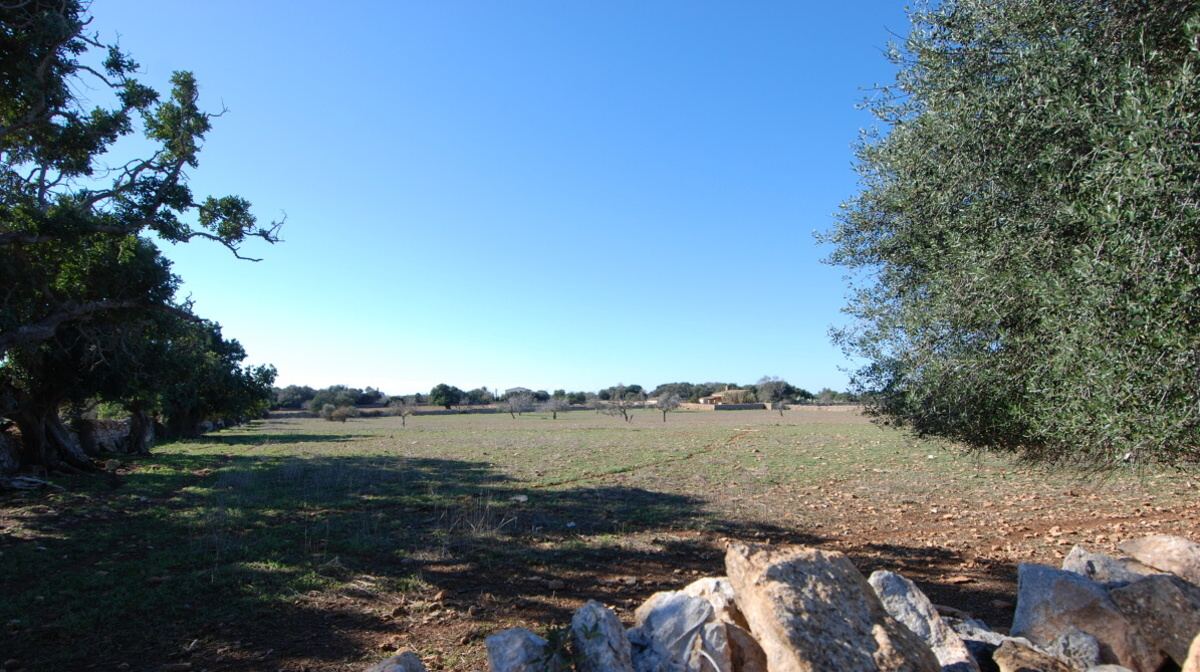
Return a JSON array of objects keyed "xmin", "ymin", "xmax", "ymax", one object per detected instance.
[{"xmin": 2, "ymin": 408, "xmax": 1197, "ymax": 671}]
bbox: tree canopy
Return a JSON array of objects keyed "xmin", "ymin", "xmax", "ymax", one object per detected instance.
[
  {"xmin": 429, "ymin": 384, "xmax": 464, "ymax": 409},
  {"xmin": 0, "ymin": 0, "xmax": 279, "ymax": 471},
  {"xmin": 823, "ymin": 0, "xmax": 1199, "ymax": 466}
]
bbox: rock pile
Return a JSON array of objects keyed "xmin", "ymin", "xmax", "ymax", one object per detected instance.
[{"xmin": 368, "ymin": 535, "xmax": 1200, "ymax": 672}]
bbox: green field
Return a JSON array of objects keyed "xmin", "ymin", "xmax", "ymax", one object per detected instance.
[{"xmin": 1, "ymin": 408, "xmax": 1195, "ymax": 671}]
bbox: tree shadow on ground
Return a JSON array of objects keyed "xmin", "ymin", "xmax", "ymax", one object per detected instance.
[
  {"xmin": 0, "ymin": 452, "xmax": 1021, "ymax": 672},
  {"xmin": 191, "ymin": 432, "xmax": 372, "ymax": 446}
]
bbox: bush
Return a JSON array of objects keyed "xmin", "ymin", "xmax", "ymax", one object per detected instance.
[{"xmin": 320, "ymin": 405, "xmax": 359, "ymax": 423}]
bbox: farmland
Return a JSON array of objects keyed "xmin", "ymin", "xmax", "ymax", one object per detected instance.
[{"xmin": 1, "ymin": 408, "xmax": 1196, "ymax": 671}]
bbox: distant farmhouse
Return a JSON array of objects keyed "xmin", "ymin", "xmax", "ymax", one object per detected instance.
[
  {"xmin": 698, "ymin": 388, "xmax": 754, "ymax": 405},
  {"xmin": 504, "ymin": 387, "xmax": 532, "ymax": 397}
]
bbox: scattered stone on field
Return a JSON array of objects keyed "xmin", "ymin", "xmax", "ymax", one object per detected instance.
[
  {"xmin": 572, "ymin": 600, "xmax": 634, "ymax": 672},
  {"xmin": 1109, "ymin": 575, "xmax": 1200, "ymax": 665},
  {"xmin": 1084, "ymin": 666, "xmax": 1134, "ymax": 672},
  {"xmin": 1061, "ymin": 546, "xmax": 1163, "ymax": 587},
  {"xmin": 366, "ymin": 651, "xmax": 427, "ymax": 672},
  {"xmin": 725, "ymin": 542, "xmax": 940, "ymax": 672},
  {"xmin": 628, "ymin": 591, "xmax": 731, "ymax": 672},
  {"xmin": 992, "ymin": 640, "xmax": 1073, "ymax": 672},
  {"xmin": 868, "ymin": 570, "xmax": 980, "ymax": 672},
  {"xmin": 1181, "ymin": 633, "xmax": 1200, "ymax": 672},
  {"xmin": 1046, "ymin": 627, "xmax": 1102, "ymax": 671},
  {"xmin": 1117, "ymin": 535, "xmax": 1200, "ymax": 586},
  {"xmin": 486, "ymin": 628, "xmax": 568, "ymax": 672},
  {"xmin": 1010, "ymin": 564, "xmax": 1162, "ymax": 672}
]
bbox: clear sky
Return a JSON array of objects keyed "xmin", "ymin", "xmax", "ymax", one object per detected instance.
[{"xmin": 89, "ymin": 1, "xmax": 910, "ymax": 396}]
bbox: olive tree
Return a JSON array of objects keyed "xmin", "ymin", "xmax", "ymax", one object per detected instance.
[{"xmin": 822, "ymin": 0, "xmax": 1200, "ymax": 466}]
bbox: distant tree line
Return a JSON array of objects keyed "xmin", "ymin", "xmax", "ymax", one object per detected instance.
[{"xmin": 278, "ymin": 378, "xmax": 859, "ymax": 426}]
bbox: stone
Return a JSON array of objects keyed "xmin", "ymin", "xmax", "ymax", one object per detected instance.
[
  {"xmin": 628, "ymin": 591, "xmax": 731, "ymax": 672},
  {"xmin": 945, "ymin": 617, "xmax": 1013, "ymax": 672},
  {"xmin": 1181, "ymin": 633, "xmax": 1200, "ymax": 672},
  {"xmin": 1010, "ymin": 564, "xmax": 1162, "ymax": 672},
  {"xmin": 1061, "ymin": 546, "xmax": 1162, "ymax": 587},
  {"xmin": 868, "ymin": 570, "xmax": 980, "ymax": 672},
  {"xmin": 1109, "ymin": 574, "xmax": 1200, "ymax": 665},
  {"xmin": 679, "ymin": 577, "xmax": 768, "ymax": 672},
  {"xmin": 486, "ymin": 628, "xmax": 568, "ymax": 672},
  {"xmin": 366, "ymin": 652, "xmax": 426, "ymax": 672},
  {"xmin": 680, "ymin": 578, "xmax": 742, "ymax": 626},
  {"xmin": 725, "ymin": 542, "xmax": 940, "ymax": 672},
  {"xmin": 1085, "ymin": 667, "xmax": 1134, "ymax": 672},
  {"xmin": 1045, "ymin": 628, "xmax": 1102, "ymax": 671},
  {"xmin": 572, "ymin": 600, "xmax": 635, "ymax": 672},
  {"xmin": 1118, "ymin": 535, "xmax": 1200, "ymax": 585},
  {"xmin": 991, "ymin": 640, "xmax": 1073, "ymax": 672}
]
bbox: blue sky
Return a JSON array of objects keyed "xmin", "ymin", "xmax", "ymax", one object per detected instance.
[{"xmin": 89, "ymin": 1, "xmax": 909, "ymax": 396}]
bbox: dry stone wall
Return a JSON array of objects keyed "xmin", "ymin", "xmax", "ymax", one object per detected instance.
[{"xmin": 368, "ymin": 535, "xmax": 1200, "ymax": 672}]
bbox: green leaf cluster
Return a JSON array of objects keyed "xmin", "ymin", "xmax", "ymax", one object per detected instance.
[{"xmin": 823, "ymin": 0, "xmax": 1200, "ymax": 466}]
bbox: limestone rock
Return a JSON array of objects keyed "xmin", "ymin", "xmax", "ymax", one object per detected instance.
[
  {"xmin": 1061, "ymin": 547, "xmax": 1162, "ymax": 588},
  {"xmin": 1010, "ymin": 564, "xmax": 1162, "ymax": 672},
  {"xmin": 1181, "ymin": 633, "xmax": 1200, "ymax": 672},
  {"xmin": 628, "ymin": 591, "xmax": 731, "ymax": 672},
  {"xmin": 1045, "ymin": 628, "xmax": 1101, "ymax": 671},
  {"xmin": 725, "ymin": 542, "xmax": 940, "ymax": 672},
  {"xmin": 573, "ymin": 600, "xmax": 635, "ymax": 672},
  {"xmin": 1084, "ymin": 667, "xmax": 1134, "ymax": 672},
  {"xmin": 992, "ymin": 640, "xmax": 1073, "ymax": 672},
  {"xmin": 486, "ymin": 628, "xmax": 568, "ymax": 672},
  {"xmin": 868, "ymin": 570, "xmax": 980, "ymax": 672},
  {"xmin": 1118, "ymin": 535, "xmax": 1200, "ymax": 586},
  {"xmin": 1109, "ymin": 574, "xmax": 1200, "ymax": 665},
  {"xmin": 679, "ymin": 577, "xmax": 768, "ymax": 672},
  {"xmin": 680, "ymin": 578, "xmax": 743, "ymax": 626},
  {"xmin": 366, "ymin": 652, "xmax": 426, "ymax": 672}
]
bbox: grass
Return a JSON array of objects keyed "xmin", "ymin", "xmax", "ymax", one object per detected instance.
[{"xmin": 1, "ymin": 408, "xmax": 1195, "ymax": 671}]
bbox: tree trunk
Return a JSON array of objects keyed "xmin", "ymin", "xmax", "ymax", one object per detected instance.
[
  {"xmin": 12, "ymin": 404, "xmax": 96, "ymax": 473},
  {"xmin": 662, "ymin": 410, "xmax": 667, "ymax": 422},
  {"xmin": 72, "ymin": 416, "xmax": 98, "ymax": 457},
  {"xmin": 126, "ymin": 407, "xmax": 155, "ymax": 455},
  {"xmin": 0, "ymin": 430, "xmax": 19, "ymax": 475}
]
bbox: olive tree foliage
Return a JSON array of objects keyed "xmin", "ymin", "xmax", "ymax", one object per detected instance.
[
  {"xmin": 822, "ymin": 0, "xmax": 1199, "ymax": 466},
  {"xmin": 429, "ymin": 384, "xmax": 464, "ymax": 410},
  {"xmin": 0, "ymin": 1, "xmax": 279, "ymax": 471}
]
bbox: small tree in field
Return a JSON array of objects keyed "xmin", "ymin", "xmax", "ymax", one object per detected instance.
[
  {"xmin": 388, "ymin": 398, "xmax": 414, "ymax": 427},
  {"xmin": 601, "ymin": 383, "xmax": 635, "ymax": 422},
  {"xmin": 541, "ymin": 397, "xmax": 569, "ymax": 420},
  {"xmin": 503, "ymin": 393, "xmax": 534, "ymax": 419},
  {"xmin": 656, "ymin": 393, "xmax": 681, "ymax": 422}
]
